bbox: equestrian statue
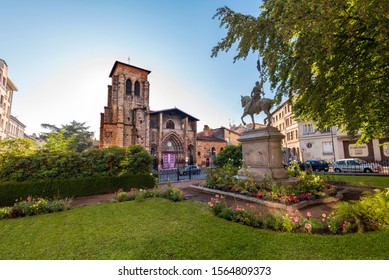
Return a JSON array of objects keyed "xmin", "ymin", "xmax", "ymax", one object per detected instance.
[{"xmin": 241, "ymin": 81, "xmax": 274, "ymax": 129}]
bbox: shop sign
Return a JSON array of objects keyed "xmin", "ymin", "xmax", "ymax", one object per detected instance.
[{"xmin": 348, "ymin": 143, "xmax": 368, "ymax": 157}]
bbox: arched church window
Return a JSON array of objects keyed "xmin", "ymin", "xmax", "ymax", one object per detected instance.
[
  {"xmin": 166, "ymin": 120, "xmax": 175, "ymax": 129},
  {"xmin": 134, "ymin": 81, "xmax": 140, "ymax": 96},
  {"xmin": 126, "ymin": 79, "xmax": 132, "ymax": 96}
]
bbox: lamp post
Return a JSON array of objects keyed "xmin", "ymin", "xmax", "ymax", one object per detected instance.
[{"xmin": 330, "ymin": 126, "xmax": 336, "ymax": 162}]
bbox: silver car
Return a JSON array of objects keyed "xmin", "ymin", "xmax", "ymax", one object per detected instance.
[{"xmin": 333, "ymin": 158, "xmax": 383, "ymax": 173}]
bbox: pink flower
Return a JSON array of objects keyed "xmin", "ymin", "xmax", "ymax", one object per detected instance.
[
  {"xmin": 293, "ymin": 216, "xmax": 299, "ymax": 224},
  {"xmin": 235, "ymin": 207, "xmax": 242, "ymax": 211},
  {"xmin": 305, "ymin": 223, "xmax": 312, "ymax": 229},
  {"xmin": 306, "ymin": 211, "xmax": 312, "ymax": 218},
  {"xmin": 208, "ymin": 203, "xmax": 214, "ymax": 207}
]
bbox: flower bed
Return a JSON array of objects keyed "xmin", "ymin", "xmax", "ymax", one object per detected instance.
[
  {"xmin": 189, "ymin": 184, "xmax": 344, "ymax": 211},
  {"xmin": 0, "ymin": 196, "xmax": 72, "ymax": 219},
  {"xmin": 203, "ymin": 164, "xmax": 342, "ymax": 210},
  {"xmin": 206, "ymin": 189, "xmax": 389, "ymax": 234}
]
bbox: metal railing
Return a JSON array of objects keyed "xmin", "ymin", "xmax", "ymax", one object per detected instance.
[
  {"xmin": 158, "ymin": 167, "xmax": 208, "ymax": 183},
  {"xmin": 326, "ymin": 161, "xmax": 389, "ymax": 175}
]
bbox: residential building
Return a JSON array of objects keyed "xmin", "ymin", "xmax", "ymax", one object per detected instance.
[
  {"xmin": 7, "ymin": 115, "xmax": 26, "ymax": 139},
  {"xmin": 270, "ymin": 99, "xmax": 389, "ymax": 163},
  {"xmin": 0, "ymin": 59, "xmax": 26, "ymax": 140},
  {"xmin": 195, "ymin": 125, "xmax": 242, "ymax": 167}
]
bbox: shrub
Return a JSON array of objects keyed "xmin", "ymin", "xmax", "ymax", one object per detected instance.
[
  {"xmin": 334, "ymin": 189, "xmax": 389, "ymax": 232},
  {"xmin": 113, "ymin": 187, "xmax": 185, "ymax": 203},
  {"xmin": 0, "ymin": 173, "xmax": 155, "ymax": 207},
  {"xmin": 0, "ymin": 145, "xmax": 154, "ymax": 182},
  {"xmin": 214, "ymin": 144, "xmax": 242, "ymax": 168},
  {"xmin": 121, "ymin": 145, "xmax": 155, "ymax": 175},
  {"xmin": 154, "ymin": 187, "xmax": 185, "ymax": 202}
]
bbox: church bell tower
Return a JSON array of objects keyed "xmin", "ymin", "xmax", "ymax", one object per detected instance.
[{"xmin": 100, "ymin": 61, "xmax": 151, "ymax": 149}]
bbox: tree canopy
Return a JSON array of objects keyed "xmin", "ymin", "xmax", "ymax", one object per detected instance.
[
  {"xmin": 212, "ymin": 0, "xmax": 389, "ymax": 142},
  {"xmin": 40, "ymin": 121, "xmax": 94, "ymax": 152}
]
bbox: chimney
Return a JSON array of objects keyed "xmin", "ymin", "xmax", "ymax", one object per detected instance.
[{"xmin": 203, "ymin": 125, "xmax": 211, "ymax": 136}]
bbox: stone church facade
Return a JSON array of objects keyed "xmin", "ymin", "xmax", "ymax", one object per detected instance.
[{"xmin": 100, "ymin": 61, "xmax": 198, "ymax": 169}]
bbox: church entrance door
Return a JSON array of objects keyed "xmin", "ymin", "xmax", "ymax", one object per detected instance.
[{"xmin": 163, "ymin": 152, "xmax": 175, "ymax": 169}]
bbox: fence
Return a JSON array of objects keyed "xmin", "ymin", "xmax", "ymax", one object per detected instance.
[
  {"xmin": 158, "ymin": 167, "xmax": 208, "ymax": 183},
  {"xmin": 328, "ymin": 161, "xmax": 389, "ymax": 175}
]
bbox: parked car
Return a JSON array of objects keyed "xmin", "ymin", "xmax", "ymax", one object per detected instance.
[
  {"xmin": 304, "ymin": 160, "xmax": 329, "ymax": 172},
  {"xmin": 333, "ymin": 158, "xmax": 383, "ymax": 173},
  {"xmin": 179, "ymin": 165, "xmax": 201, "ymax": 176}
]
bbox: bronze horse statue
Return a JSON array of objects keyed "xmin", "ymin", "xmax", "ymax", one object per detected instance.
[{"xmin": 241, "ymin": 95, "xmax": 274, "ymax": 129}]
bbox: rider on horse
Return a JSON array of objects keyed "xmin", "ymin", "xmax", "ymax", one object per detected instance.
[{"xmin": 246, "ymin": 81, "xmax": 264, "ymax": 113}]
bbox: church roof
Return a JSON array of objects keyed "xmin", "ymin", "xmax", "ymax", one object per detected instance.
[
  {"xmin": 196, "ymin": 135, "xmax": 226, "ymax": 142},
  {"xmin": 150, "ymin": 107, "xmax": 199, "ymax": 121},
  {"xmin": 109, "ymin": 61, "xmax": 151, "ymax": 77}
]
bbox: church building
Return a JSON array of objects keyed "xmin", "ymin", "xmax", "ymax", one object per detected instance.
[{"xmin": 100, "ymin": 61, "xmax": 198, "ymax": 169}]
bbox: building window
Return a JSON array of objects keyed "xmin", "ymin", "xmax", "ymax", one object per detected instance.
[
  {"xmin": 125, "ymin": 79, "xmax": 132, "ymax": 95},
  {"xmin": 303, "ymin": 123, "xmax": 314, "ymax": 135},
  {"xmin": 295, "ymin": 130, "xmax": 298, "ymax": 139},
  {"xmin": 321, "ymin": 127, "xmax": 331, "ymax": 133},
  {"xmin": 322, "ymin": 141, "xmax": 333, "ymax": 155},
  {"xmin": 166, "ymin": 120, "xmax": 175, "ymax": 129},
  {"xmin": 134, "ymin": 81, "xmax": 140, "ymax": 96}
]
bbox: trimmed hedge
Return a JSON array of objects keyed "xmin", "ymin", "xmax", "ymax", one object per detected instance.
[
  {"xmin": 0, "ymin": 174, "xmax": 155, "ymax": 207},
  {"xmin": 0, "ymin": 145, "xmax": 154, "ymax": 182}
]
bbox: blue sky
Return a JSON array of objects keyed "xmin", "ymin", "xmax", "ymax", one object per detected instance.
[{"xmin": 2, "ymin": 0, "xmax": 268, "ymax": 138}]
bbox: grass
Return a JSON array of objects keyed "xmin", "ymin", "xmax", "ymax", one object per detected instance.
[
  {"xmin": 322, "ymin": 174, "xmax": 389, "ymax": 188},
  {"xmin": 0, "ymin": 198, "xmax": 388, "ymax": 260}
]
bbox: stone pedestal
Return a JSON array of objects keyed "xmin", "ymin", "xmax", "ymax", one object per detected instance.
[{"xmin": 237, "ymin": 126, "xmax": 291, "ymax": 182}]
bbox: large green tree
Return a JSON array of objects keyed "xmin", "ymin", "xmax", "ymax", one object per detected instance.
[
  {"xmin": 40, "ymin": 121, "xmax": 94, "ymax": 152},
  {"xmin": 212, "ymin": 0, "xmax": 388, "ymax": 142}
]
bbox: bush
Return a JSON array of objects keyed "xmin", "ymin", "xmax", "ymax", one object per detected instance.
[
  {"xmin": 214, "ymin": 144, "xmax": 242, "ymax": 168},
  {"xmin": 334, "ymin": 189, "xmax": 389, "ymax": 233},
  {"xmin": 113, "ymin": 187, "xmax": 185, "ymax": 203},
  {"xmin": 0, "ymin": 173, "xmax": 155, "ymax": 207},
  {"xmin": 0, "ymin": 145, "xmax": 154, "ymax": 182}
]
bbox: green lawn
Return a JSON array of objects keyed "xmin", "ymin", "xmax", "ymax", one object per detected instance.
[
  {"xmin": 322, "ymin": 174, "xmax": 389, "ymax": 188},
  {"xmin": 0, "ymin": 198, "xmax": 388, "ymax": 260}
]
